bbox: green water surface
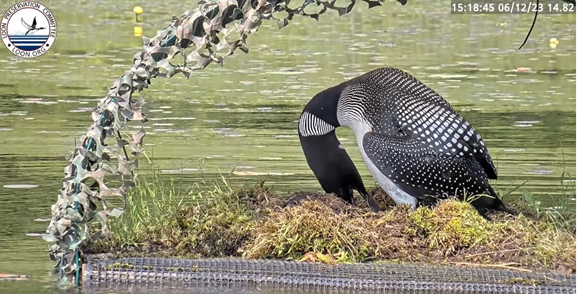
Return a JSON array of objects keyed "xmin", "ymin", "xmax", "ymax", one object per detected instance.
[{"xmin": 0, "ymin": 0, "xmax": 575, "ymax": 293}]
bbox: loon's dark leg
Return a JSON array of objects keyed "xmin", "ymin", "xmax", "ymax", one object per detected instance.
[{"xmin": 361, "ymin": 131, "xmax": 512, "ymax": 217}]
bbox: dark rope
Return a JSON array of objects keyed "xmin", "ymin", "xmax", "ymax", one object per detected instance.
[{"xmin": 518, "ymin": 0, "xmax": 539, "ymax": 50}]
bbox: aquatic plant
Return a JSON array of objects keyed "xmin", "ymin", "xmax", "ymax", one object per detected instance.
[
  {"xmin": 85, "ymin": 172, "xmax": 576, "ymax": 274},
  {"xmin": 43, "ymin": 0, "xmax": 409, "ymax": 286}
]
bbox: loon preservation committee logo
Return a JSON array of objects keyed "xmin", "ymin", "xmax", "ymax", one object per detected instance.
[{"xmin": 1, "ymin": 1, "xmax": 57, "ymax": 58}]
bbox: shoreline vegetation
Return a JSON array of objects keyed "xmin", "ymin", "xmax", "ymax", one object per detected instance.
[{"xmin": 84, "ymin": 168, "xmax": 577, "ymax": 275}]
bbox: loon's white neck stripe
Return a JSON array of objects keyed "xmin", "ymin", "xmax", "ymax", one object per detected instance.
[
  {"xmin": 336, "ymin": 84, "xmax": 368, "ymax": 128},
  {"xmin": 298, "ymin": 111, "xmax": 335, "ymax": 137}
]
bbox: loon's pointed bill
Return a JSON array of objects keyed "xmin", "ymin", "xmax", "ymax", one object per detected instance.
[{"xmin": 298, "ymin": 67, "xmax": 511, "ymax": 216}]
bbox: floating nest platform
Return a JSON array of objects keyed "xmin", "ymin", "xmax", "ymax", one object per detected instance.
[{"xmin": 82, "ymin": 182, "xmax": 576, "ymax": 293}]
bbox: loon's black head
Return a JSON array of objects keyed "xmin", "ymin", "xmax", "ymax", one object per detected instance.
[{"xmin": 298, "ymin": 85, "xmax": 383, "ymax": 212}]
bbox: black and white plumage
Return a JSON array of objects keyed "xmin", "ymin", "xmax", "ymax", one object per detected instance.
[
  {"xmin": 298, "ymin": 67, "xmax": 511, "ymax": 216},
  {"xmin": 21, "ymin": 17, "xmax": 46, "ymax": 35}
]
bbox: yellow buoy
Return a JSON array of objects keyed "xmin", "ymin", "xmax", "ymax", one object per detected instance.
[
  {"xmin": 133, "ymin": 6, "xmax": 143, "ymax": 22},
  {"xmin": 549, "ymin": 37, "xmax": 559, "ymax": 49},
  {"xmin": 133, "ymin": 6, "xmax": 143, "ymax": 14}
]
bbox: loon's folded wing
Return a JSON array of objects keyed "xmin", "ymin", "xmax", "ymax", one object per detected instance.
[
  {"xmin": 407, "ymin": 104, "xmax": 498, "ymax": 181},
  {"xmin": 361, "ymin": 131, "xmax": 498, "ymax": 204},
  {"xmin": 388, "ymin": 67, "xmax": 498, "ymax": 180}
]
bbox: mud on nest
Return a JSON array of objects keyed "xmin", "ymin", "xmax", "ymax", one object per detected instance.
[{"xmin": 84, "ymin": 181, "xmax": 576, "ymax": 275}]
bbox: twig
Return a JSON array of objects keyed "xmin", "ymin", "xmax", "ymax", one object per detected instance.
[
  {"xmin": 452, "ymin": 262, "xmax": 533, "ymax": 273},
  {"xmin": 465, "ymin": 248, "xmax": 524, "ymax": 258}
]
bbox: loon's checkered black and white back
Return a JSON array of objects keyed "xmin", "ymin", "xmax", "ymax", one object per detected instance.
[
  {"xmin": 337, "ymin": 67, "xmax": 497, "ymax": 177},
  {"xmin": 334, "ymin": 67, "xmax": 499, "ymax": 204}
]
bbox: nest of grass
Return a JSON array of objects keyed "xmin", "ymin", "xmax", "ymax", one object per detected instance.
[{"xmin": 84, "ymin": 180, "xmax": 576, "ymax": 275}]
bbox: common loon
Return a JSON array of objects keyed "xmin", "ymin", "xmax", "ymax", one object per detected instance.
[{"xmin": 298, "ymin": 67, "xmax": 512, "ymax": 216}]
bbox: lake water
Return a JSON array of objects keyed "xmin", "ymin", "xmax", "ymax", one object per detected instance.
[{"xmin": 0, "ymin": 0, "xmax": 575, "ymax": 293}]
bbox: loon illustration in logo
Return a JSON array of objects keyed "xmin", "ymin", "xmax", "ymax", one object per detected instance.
[
  {"xmin": 1, "ymin": 1, "xmax": 57, "ymax": 58},
  {"xmin": 22, "ymin": 16, "xmax": 47, "ymax": 35}
]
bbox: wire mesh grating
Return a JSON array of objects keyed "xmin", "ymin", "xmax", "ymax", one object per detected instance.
[{"xmin": 83, "ymin": 255, "xmax": 576, "ymax": 293}]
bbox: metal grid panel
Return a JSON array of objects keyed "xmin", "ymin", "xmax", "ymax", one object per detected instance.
[{"xmin": 83, "ymin": 256, "xmax": 576, "ymax": 293}]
